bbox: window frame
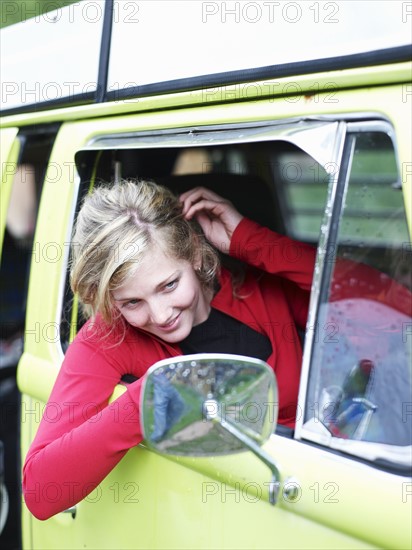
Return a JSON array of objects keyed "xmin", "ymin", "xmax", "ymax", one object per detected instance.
[{"xmin": 295, "ymin": 120, "xmax": 411, "ymax": 472}]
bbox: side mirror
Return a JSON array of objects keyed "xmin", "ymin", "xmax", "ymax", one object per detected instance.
[
  {"xmin": 140, "ymin": 353, "xmax": 282, "ymax": 504},
  {"xmin": 141, "ymin": 353, "xmax": 278, "ymax": 456}
]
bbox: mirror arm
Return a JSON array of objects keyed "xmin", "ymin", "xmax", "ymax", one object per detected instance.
[{"xmin": 205, "ymin": 401, "xmax": 281, "ymax": 505}]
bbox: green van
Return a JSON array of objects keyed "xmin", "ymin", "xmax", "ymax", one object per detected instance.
[{"xmin": 1, "ymin": 1, "xmax": 411, "ymax": 548}]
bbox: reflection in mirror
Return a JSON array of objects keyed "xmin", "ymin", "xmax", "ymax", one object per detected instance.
[{"xmin": 141, "ymin": 353, "xmax": 277, "ymax": 456}]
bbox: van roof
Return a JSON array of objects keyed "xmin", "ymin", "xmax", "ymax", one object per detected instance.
[{"xmin": 1, "ymin": 0, "xmax": 411, "ymax": 114}]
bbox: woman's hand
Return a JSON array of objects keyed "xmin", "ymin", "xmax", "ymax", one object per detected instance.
[{"xmin": 179, "ymin": 187, "xmax": 244, "ymax": 253}]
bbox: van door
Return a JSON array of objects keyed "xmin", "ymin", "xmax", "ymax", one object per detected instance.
[{"xmin": 18, "ymin": 108, "xmax": 411, "ymax": 549}]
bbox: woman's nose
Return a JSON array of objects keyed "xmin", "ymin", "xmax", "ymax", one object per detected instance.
[{"xmin": 148, "ymin": 299, "xmax": 172, "ymax": 325}]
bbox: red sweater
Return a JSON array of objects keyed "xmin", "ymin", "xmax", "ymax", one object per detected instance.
[{"xmin": 22, "ymin": 218, "xmax": 316, "ymax": 519}]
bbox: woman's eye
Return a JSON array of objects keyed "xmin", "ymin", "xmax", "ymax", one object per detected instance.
[
  {"xmin": 165, "ymin": 279, "xmax": 178, "ymax": 291},
  {"xmin": 124, "ymin": 299, "xmax": 140, "ymax": 309}
]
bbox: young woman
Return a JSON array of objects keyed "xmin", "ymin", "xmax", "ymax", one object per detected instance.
[{"xmin": 22, "ymin": 180, "xmax": 316, "ymax": 520}]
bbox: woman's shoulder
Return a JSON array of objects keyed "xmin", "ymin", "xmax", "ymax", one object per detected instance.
[
  {"xmin": 65, "ymin": 315, "xmax": 162, "ymax": 377},
  {"xmin": 74, "ymin": 314, "xmax": 126, "ymax": 346},
  {"xmin": 71, "ymin": 315, "xmax": 155, "ymax": 359}
]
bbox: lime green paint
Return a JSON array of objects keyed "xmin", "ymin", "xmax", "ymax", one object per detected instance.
[
  {"xmin": 22, "ymin": 427, "xmax": 381, "ymax": 550},
  {"xmin": 0, "ymin": 127, "xmax": 19, "ymax": 173},
  {"xmin": 162, "ymin": 434, "xmax": 409, "ymax": 549},
  {"xmin": 0, "ymin": 0, "xmax": 77, "ymax": 29},
  {"xmin": 17, "ymin": 354, "xmax": 59, "ymax": 404},
  {"xmin": 0, "ymin": 62, "xmax": 410, "ymax": 129}
]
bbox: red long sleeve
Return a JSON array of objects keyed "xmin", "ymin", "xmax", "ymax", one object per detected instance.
[
  {"xmin": 229, "ymin": 217, "xmax": 316, "ymax": 291},
  {"xmin": 229, "ymin": 217, "xmax": 316, "ymax": 327},
  {"xmin": 224, "ymin": 218, "xmax": 316, "ymax": 426},
  {"xmin": 22, "ymin": 326, "xmax": 149, "ymax": 520}
]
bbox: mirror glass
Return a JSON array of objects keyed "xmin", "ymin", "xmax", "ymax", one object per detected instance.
[{"xmin": 141, "ymin": 353, "xmax": 278, "ymax": 456}]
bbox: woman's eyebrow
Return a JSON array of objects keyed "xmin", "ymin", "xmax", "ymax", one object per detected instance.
[{"xmin": 113, "ymin": 296, "xmax": 136, "ymax": 303}]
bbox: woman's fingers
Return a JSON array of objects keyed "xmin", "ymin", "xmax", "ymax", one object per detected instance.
[
  {"xmin": 182, "ymin": 198, "xmax": 226, "ymax": 221},
  {"xmin": 179, "ymin": 187, "xmax": 243, "ymax": 250},
  {"xmin": 180, "ymin": 187, "xmax": 228, "ymax": 217},
  {"xmin": 180, "ymin": 186, "xmax": 223, "ymax": 202},
  {"xmin": 179, "ymin": 187, "xmax": 239, "ymax": 221}
]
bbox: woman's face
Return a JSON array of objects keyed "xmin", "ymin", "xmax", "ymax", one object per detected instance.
[{"xmin": 112, "ymin": 243, "xmax": 211, "ymax": 343}]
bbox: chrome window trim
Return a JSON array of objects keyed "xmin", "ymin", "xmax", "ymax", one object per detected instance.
[
  {"xmin": 294, "ymin": 120, "xmax": 347, "ymax": 439},
  {"xmin": 80, "ymin": 119, "xmax": 341, "ymax": 174},
  {"xmin": 84, "ymin": 114, "xmax": 390, "ymax": 149}
]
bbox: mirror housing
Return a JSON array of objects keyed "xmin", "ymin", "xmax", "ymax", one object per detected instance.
[{"xmin": 140, "ymin": 353, "xmax": 278, "ymax": 457}]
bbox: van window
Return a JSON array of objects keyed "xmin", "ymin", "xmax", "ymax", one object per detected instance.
[
  {"xmin": 62, "ymin": 135, "xmax": 331, "ymax": 348},
  {"xmin": 303, "ymin": 130, "xmax": 411, "ymax": 468},
  {"xmin": 1, "ymin": 128, "xmax": 57, "ymax": 349},
  {"xmin": 273, "ymin": 145, "xmax": 330, "ymax": 242}
]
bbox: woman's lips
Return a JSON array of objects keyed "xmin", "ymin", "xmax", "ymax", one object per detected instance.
[{"xmin": 156, "ymin": 313, "xmax": 181, "ymax": 332}]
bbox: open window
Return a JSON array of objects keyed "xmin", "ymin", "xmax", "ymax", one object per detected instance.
[{"xmin": 60, "ymin": 120, "xmax": 338, "ymax": 349}]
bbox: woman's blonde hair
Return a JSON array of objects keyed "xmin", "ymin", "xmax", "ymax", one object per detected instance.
[{"xmin": 70, "ymin": 179, "xmax": 220, "ymax": 324}]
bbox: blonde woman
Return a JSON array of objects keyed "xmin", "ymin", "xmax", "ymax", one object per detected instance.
[{"xmin": 23, "ymin": 180, "xmax": 316, "ymax": 520}]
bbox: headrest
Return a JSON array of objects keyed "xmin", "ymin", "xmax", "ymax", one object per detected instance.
[{"xmin": 156, "ymin": 173, "xmax": 277, "ymax": 230}]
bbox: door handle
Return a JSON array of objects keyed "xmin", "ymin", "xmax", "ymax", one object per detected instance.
[{"xmin": 283, "ymin": 477, "xmax": 301, "ymax": 503}]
